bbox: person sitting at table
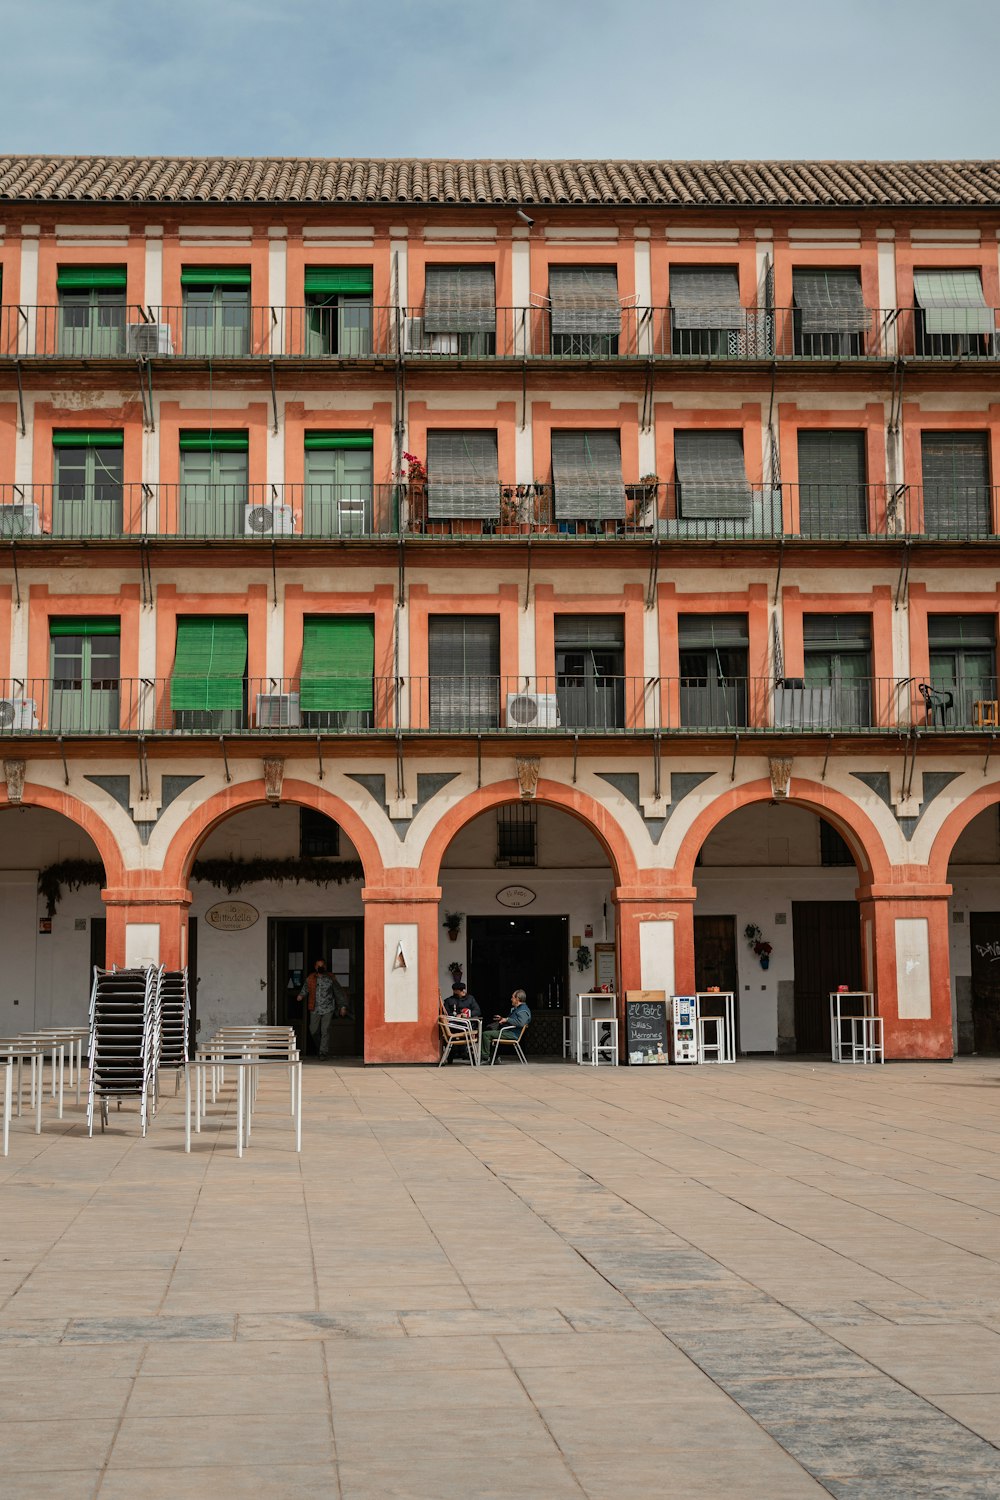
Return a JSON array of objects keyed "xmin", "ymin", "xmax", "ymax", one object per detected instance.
[
  {"xmin": 442, "ymin": 981, "xmax": 481, "ymax": 1063},
  {"xmin": 481, "ymin": 990, "xmax": 531, "ymax": 1063}
]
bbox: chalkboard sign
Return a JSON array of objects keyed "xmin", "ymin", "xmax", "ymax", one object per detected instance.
[{"xmin": 625, "ymin": 991, "xmax": 669, "ymax": 1065}]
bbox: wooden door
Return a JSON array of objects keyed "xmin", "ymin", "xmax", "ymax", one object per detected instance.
[
  {"xmin": 792, "ymin": 901, "xmax": 862, "ymax": 1054},
  {"xmin": 694, "ymin": 915, "xmax": 740, "ymax": 1048},
  {"xmin": 970, "ymin": 912, "xmax": 1000, "ymax": 1053}
]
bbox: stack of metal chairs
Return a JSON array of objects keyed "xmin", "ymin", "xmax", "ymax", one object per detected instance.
[
  {"xmin": 86, "ymin": 965, "xmax": 162, "ymax": 1136},
  {"xmin": 157, "ymin": 968, "xmax": 191, "ymax": 1094}
]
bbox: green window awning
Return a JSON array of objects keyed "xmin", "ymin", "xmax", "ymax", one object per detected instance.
[
  {"xmin": 913, "ymin": 270, "xmax": 994, "ymax": 335},
  {"xmin": 304, "ymin": 267, "xmax": 373, "ymax": 296},
  {"xmin": 170, "ymin": 616, "xmax": 248, "ymax": 712},
  {"xmin": 180, "ymin": 267, "xmax": 251, "ymax": 288},
  {"xmin": 49, "ymin": 618, "xmax": 121, "ymax": 637},
  {"xmin": 52, "ymin": 430, "xmax": 124, "ymax": 448},
  {"xmin": 303, "ymin": 432, "xmax": 374, "ymax": 451},
  {"xmin": 179, "ymin": 430, "xmax": 249, "ymax": 452},
  {"xmin": 56, "ymin": 266, "xmax": 127, "ymax": 291},
  {"xmin": 300, "ymin": 616, "xmax": 374, "ymax": 712}
]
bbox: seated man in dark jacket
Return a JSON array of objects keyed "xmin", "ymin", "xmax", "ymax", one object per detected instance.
[
  {"xmin": 481, "ymin": 989, "xmax": 531, "ymax": 1062},
  {"xmin": 443, "ymin": 981, "xmax": 482, "ymax": 1063}
]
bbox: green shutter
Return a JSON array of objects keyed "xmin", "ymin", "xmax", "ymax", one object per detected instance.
[
  {"xmin": 304, "ymin": 267, "xmax": 373, "ymax": 296},
  {"xmin": 300, "ymin": 617, "xmax": 374, "ymax": 712},
  {"xmin": 303, "ymin": 432, "xmax": 374, "ymax": 451},
  {"xmin": 170, "ymin": 617, "xmax": 248, "ymax": 711},
  {"xmin": 178, "ymin": 430, "xmax": 249, "ymax": 452},
  {"xmin": 56, "ymin": 267, "xmax": 127, "ymax": 291},
  {"xmin": 49, "ymin": 618, "xmax": 121, "ymax": 637},
  {"xmin": 52, "ymin": 430, "xmax": 124, "ymax": 449},
  {"xmin": 914, "ymin": 270, "xmax": 993, "ymax": 336},
  {"xmin": 180, "ymin": 267, "xmax": 251, "ymax": 288}
]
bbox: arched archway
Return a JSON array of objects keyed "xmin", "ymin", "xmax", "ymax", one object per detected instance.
[
  {"xmin": 929, "ymin": 784, "xmax": 1000, "ymax": 1055},
  {"xmin": 4, "ymin": 780, "xmax": 127, "ymax": 888}
]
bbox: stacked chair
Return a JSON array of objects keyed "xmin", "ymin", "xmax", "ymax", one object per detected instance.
[
  {"xmin": 157, "ymin": 968, "xmax": 191, "ymax": 1094},
  {"xmin": 86, "ymin": 965, "xmax": 162, "ymax": 1136}
]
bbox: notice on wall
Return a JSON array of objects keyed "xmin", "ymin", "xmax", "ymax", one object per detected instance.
[
  {"xmin": 594, "ymin": 943, "xmax": 616, "ymax": 990},
  {"xmin": 624, "ymin": 990, "xmax": 669, "ymax": 1065}
]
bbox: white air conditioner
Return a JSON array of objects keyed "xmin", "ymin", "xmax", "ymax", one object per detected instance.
[
  {"xmin": 402, "ymin": 317, "xmax": 459, "ymax": 355},
  {"xmin": 506, "ymin": 692, "xmax": 561, "ymax": 729},
  {"xmin": 0, "ymin": 502, "xmax": 40, "ymax": 537},
  {"xmin": 245, "ymin": 503, "xmax": 294, "ymax": 537},
  {"xmin": 256, "ymin": 692, "xmax": 301, "ymax": 728},
  {"xmin": 0, "ymin": 697, "xmax": 38, "ymax": 731},
  {"xmin": 126, "ymin": 322, "xmax": 174, "ymax": 357}
]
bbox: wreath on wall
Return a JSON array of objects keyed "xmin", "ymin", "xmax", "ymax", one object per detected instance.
[{"xmin": 37, "ymin": 856, "xmax": 364, "ymax": 917}]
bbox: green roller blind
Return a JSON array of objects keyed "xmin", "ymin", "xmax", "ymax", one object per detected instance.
[
  {"xmin": 49, "ymin": 618, "xmax": 120, "ymax": 637},
  {"xmin": 914, "ymin": 270, "xmax": 993, "ymax": 335},
  {"xmin": 303, "ymin": 432, "xmax": 374, "ymax": 451},
  {"xmin": 170, "ymin": 617, "xmax": 248, "ymax": 711},
  {"xmin": 180, "ymin": 267, "xmax": 251, "ymax": 288},
  {"xmin": 179, "ymin": 430, "xmax": 249, "ymax": 452},
  {"xmin": 304, "ymin": 267, "xmax": 373, "ymax": 296},
  {"xmin": 300, "ymin": 616, "xmax": 374, "ymax": 712},
  {"xmin": 56, "ymin": 266, "xmax": 127, "ymax": 291},
  {"xmin": 52, "ymin": 430, "xmax": 124, "ymax": 448}
]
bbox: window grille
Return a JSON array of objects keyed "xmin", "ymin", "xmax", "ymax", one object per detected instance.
[{"xmin": 497, "ymin": 803, "xmax": 537, "ymax": 867}]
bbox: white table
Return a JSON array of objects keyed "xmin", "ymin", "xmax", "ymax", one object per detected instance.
[
  {"xmin": 830, "ymin": 992, "xmax": 883, "ymax": 1064},
  {"xmin": 185, "ymin": 1045, "xmax": 302, "ymax": 1157},
  {"xmin": 696, "ymin": 992, "xmax": 736, "ymax": 1063},
  {"xmin": 570, "ymin": 993, "xmax": 617, "ymax": 1063}
]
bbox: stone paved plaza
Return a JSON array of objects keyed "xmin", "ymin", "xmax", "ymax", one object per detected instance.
[{"xmin": 3, "ymin": 1059, "xmax": 1000, "ymax": 1498}]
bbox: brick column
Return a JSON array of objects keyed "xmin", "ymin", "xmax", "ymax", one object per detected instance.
[
  {"xmin": 858, "ymin": 882, "xmax": 953, "ymax": 1060},
  {"xmin": 615, "ymin": 879, "xmax": 697, "ymax": 999},
  {"xmin": 102, "ymin": 884, "xmax": 192, "ymax": 970},
  {"xmin": 363, "ymin": 879, "xmax": 442, "ymax": 1063}
]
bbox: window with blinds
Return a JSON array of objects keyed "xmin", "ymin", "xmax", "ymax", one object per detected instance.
[
  {"xmin": 304, "ymin": 267, "xmax": 374, "ymax": 355},
  {"xmin": 181, "ymin": 268, "xmax": 251, "ymax": 356},
  {"xmin": 669, "ymin": 267, "xmax": 743, "ymax": 330},
  {"xmin": 927, "ymin": 614, "xmax": 997, "ymax": 727},
  {"xmin": 49, "ymin": 618, "xmax": 121, "ymax": 734},
  {"xmin": 677, "ymin": 615, "xmax": 749, "ymax": 729},
  {"xmin": 170, "ymin": 616, "xmax": 248, "ymax": 729},
  {"xmin": 550, "ymin": 431, "xmax": 625, "ymax": 521},
  {"xmin": 913, "ymin": 270, "xmax": 993, "ymax": 336},
  {"xmin": 554, "ymin": 615, "xmax": 625, "ymax": 730},
  {"xmin": 674, "ymin": 431, "xmax": 752, "ymax": 519},
  {"xmin": 423, "ymin": 265, "xmax": 496, "ymax": 334},
  {"xmin": 802, "ymin": 615, "xmax": 871, "ymax": 728},
  {"xmin": 792, "ymin": 270, "xmax": 868, "ymax": 333},
  {"xmin": 548, "ymin": 266, "xmax": 621, "ymax": 354},
  {"xmin": 921, "ymin": 431, "xmax": 991, "ymax": 537},
  {"xmin": 57, "ymin": 267, "xmax": 127, "ymax": 357},
  {"xmin": 796, "ymin": 430, "xmax": 868, "ymax": 537},
  {"xmin": 426, "ymin": 430, "xmax": 499, "ymax": 519},
  {"xmin": 300, "ymin": 616, "xmax": 375, "ymax": 720},
  {"xmin": 179, "ymin": 431, "xmax": 249, "ymax": 538},
  {"xmin": 53, "ymin": 431, "xmax": 124, "ymax": 538},
  {"xmin": 428, "ymin": 616, "xmax": 499, "ymax": 730}
]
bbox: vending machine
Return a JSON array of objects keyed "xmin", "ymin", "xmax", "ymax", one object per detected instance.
[{"xmin": 669, "ymin": 995, "xmax": 699, "ymax": 1064}]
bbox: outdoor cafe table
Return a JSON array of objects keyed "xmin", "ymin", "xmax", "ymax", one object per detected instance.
[
  {"xmin": 185, "ymin": 1041, "xmax": 301, "ymax": 1158},
  {"xmin": 0, "ymin": 1039, "xmax": 51, "ymax": 1141}
]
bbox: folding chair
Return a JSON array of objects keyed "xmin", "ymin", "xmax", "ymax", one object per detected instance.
[
  {"xmin": 488, "ymin": 1024, "xmax": 528, "ymax": 1066},
  {"xmin": 438, "ymin": 1009, "xmax": 481, "ymax": 1066}
]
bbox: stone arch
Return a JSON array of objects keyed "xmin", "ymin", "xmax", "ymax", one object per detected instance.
[
  {"xmin": 927, "ymin": 779, "xmax": 1000, "ymax": 886},
  {"xmin": 1, "ymin": 780, "xmax": 127, "ymax": 887}
]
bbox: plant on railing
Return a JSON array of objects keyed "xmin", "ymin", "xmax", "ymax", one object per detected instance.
[
  {"xmin": 443, "ymin": 910, "xmax": 464, "ymax": 941},
  {"xmin": 575, "ymin": 944, "xmax": 593, "ymax": 972},
  {"xmin": 399, "ymin": 452, "xmax": 427, "ymax": 484},
  {"xmin": 38, "ymin": 859, "xmax": 105, "ymax": 917},
  {"xmin": 744, "ymin": 923, "xmax": 773, "ymax": 970}
]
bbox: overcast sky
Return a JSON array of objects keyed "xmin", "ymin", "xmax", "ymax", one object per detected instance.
[{"xmin": 4, "ymin": 0, "xmax": 998, "ymax": 161}]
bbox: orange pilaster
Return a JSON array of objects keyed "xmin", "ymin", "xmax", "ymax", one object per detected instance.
[
  {"xmin": 362, "ymin": 880, "xmax": 442, "ymax": 1063},
  {"xmin": 615, "ymin": 881, "xmax": 697, "ymax": 997},
  {"xmin": 102, "ymin": 885, "xmax": 192, "ymax": 971},
  {"xmin": 859, "ymin": 884, "xmax": 954, "ymax": 1060}
]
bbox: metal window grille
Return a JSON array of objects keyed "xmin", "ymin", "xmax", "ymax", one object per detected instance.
[
  {"xmin": 497, "ymin": 803, "xmax": 537, "ymax": 867},
  {"xmin": 299, "ymin": 807, "xmax": 341, "ymax": 858},
  {"xmin": 819, "ymin": 820, "xmax": 854, "ymax": 867}
]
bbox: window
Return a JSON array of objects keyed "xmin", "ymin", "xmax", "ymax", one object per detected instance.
[
  {"xmin": 426, "ymin": 431, "xmax": 499, "ymax": 521},
  {"xmin": 304, "ymin": 433, "xmax": 374, "ymax": 536},
  {"xmin": 181, "ymin": 267, "xmax": 250, "ymax": 356},
  {"xmin": 497, "ymin": 804, "xmax": 537, "ymax": 866},
  {"xmin": 179, "ymin": 431, "xmax": 248, "ymax": 537},
  {"xmin": 678, "ymin": 615, "xmax": 748, "ymax": 729},
  {"xmin": 792, "ymin": 269, "xmax": 868, "ymax": 357},
  {"xmin": 428, "ymin": 616, "xmax": 499, "ymax": 731},
  {"xmin": 928, "ymin": 615, "xmax": 996, "ymax": 728},
  {"xmin": 913, "ymin": 270, "xmax": 994, "ymax": 357},
  {"xmin": 550, "ymin": 431, "xmax": 625, "ymax": 524},
  {"xmin": 796, "ymin": 430, "xmax": 868, "ymax": 537},
  {"xmin": 422, "ymin": 265, "xmax": 496, "ymax": 356},
  {"xmin": 57, "ymin": 267, "xmax": 126, "ymax": 356},
  {"xmin": 674, "ymin": 431, "xmax": 752, "ymax": 524},
  {"xmin": 548, "ymin": 267, "xmax": 620, "ymax": 356},
  {"xmin": 819, "ymin": 820, "xmax": 854, "ymax": 866},
  {"xmin": 299, "ymin": 807, "xmax": 341, "ymax": 858},
  {"xmin": 170, "ymin": 616, "xmax": 248, "ymax": 731},
  {"xmin": 49, "ymin": 619, "xmax": 120, "ymax": 733},
  {"xmin": 304, "ymin": 267, "xmax": 373, "ymax": 356},
  {"xmin": 802, "ymin": 615, "xmax": 871, "ymax": 728},
  {"xmin": 669, "ymin": 266, "xmax": 743, "ymax": 356},
  {"xmin": 921, "ymin": 431, "xmax": 991, "ymax": 538},
  {"xmin": 299, "ymin": 615, "xmax": 375, "ymax": 730},
  {"xmin": 52, "ymin": 430, "xmax": 124, "ymax": 538},
  {"xmin": 555, "ymin": 615, "xmax": 625, "ymax": 730}
]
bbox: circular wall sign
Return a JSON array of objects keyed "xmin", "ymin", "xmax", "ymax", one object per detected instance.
[
  {"xmin": 496, "ymin": 885, "xmax": 536, "ymax": 909},
  {"xmin": 205, "ymin": 900, "xmax": 259, "ymax": 932}
]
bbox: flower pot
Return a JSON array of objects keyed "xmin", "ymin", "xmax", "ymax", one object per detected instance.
[
  {"xmin": 446, "ymin": 929, "xmax": 459, "ymax": 942},
  {"xmin": 759, "ymin": 955, "xmax": 769, "ymax": 970}
]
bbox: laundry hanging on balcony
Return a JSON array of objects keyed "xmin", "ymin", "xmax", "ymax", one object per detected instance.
[
  {"xmin": 913, "ymin": 270, "xmax": 994, "ymax": 336},
  {"xmin": 425, "ymin": 430, "xmax": 499, "ymax": 519},
  {"xmin": 674, "ymin": 430, "xmax": 752, "ymax": 519},
  {"xmin": 792, "ymin": 269, "xmax": 868, "ymax": 334},
  {"xmin": 550, "ymin": 431, "xmax": 625, "ymax": 520},
  {"xmin": 669, "ymin": 267, "xmax": 744, "ymax": 330},
  {"xmin": 548, "ymin": 267, "xmax": 621, "ymax": 334},
  {"xmin": 423, "ymin": 266, "xmax": 496, "ymax": 334}
]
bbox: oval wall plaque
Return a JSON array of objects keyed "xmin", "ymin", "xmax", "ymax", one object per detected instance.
[
  {"xmin": 496, "ymin": 885, "xmax": 536, "ymax": 909},
  {"xmin": 205, "ymin": 900, "xmax": 259, "ymax": 932}
]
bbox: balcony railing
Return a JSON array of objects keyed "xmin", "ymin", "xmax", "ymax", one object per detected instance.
[
  {"xmin": 5, "ymin": 304, "xmax": 1000, "ymax": 362},
  {"xmin": 0, "ymin": 674, "xmax": 995, "ymax": 737}
]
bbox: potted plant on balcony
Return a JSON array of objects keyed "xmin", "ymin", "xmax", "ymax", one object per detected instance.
[
  {"xmin": 625, "ymin": 473, "xmax": 660, "ymax": 533},
  {"xmin": 400, "ymin": 451, "xmax": 427, "ymax": 532},
  {"xmin": 443, "ymin": 910, "xmax": 464, "ymax": 942},
  {"xmin": 744, "ymin": 923, "xmax": 773, "ymax": 970}
]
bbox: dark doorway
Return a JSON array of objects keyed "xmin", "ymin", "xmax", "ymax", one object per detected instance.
[
  {"xmin": 270, "ymin": 918, "xmax": 364, "ymax": 1058},
  {"xmin": 467, "ymin": 914, "xmax": 569, "ymax": 1054},
  {"xmin": 89, "ymin": 918, "xmax": 106, "ymax": 996},
  {"xmin": 970, "ymin": 912, "xmax": 1000, "ymax": 1053},
  {"xmin": 694, "ymin": 914, "xmax": 740, "ymax": 1050},
  {"xmin": 792, "ymin": 901, "xmax": 862, "ymax": 1054}
]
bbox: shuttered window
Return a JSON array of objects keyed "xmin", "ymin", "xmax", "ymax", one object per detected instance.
[
  {"xmin": 678, "ymin": 615, "xmax": 749, "ymax": 650},
  {"xmin": 921, "ymin": 431, "xmax": 991, "ymax": 536},
  {"xmin": 796, "ymin": 430, "xmax": 867, "ymax": 536},
  {"xmin": 550, "ymin": 430, "xmax": 625, "ymax": 520},
  {"xmin": 669, "ymin": 266, "xmax": 743, "ymax": 330},
  {"xmin": 913, "ymin": 270, "xmax": 993, "ymax": 336},
  {"xmin": 674, "ymin": 431, "xmax": 751, "ymax": 519},
  {"xmin": 428, "ymin": 616, "xmax": 499, "ymax": 730},
  {"xmin": 803, "ymin": 615, "xmax": 871, "ymax": 651},
  {"xmin": 426, "ymin": 430, "xmax": 499, "ymax": 519},
  {"xmin": 304, "ymin": 267, "xmax": 373, "ymax": 297},
  {"xmin": 56, "ymin": 267, "xmax": 127, "ymax": 291},
  {"xmin": 548, "ymin": 267, "xmax": 620, "ymax": 334},
  {"xmin": 300, "ymin": 616, "xmax": 375, "ymax": 712},
  {"xmin": 170, "ymin": 617, "xmax": 248, "ymax": 711},
  {"xmin": 180, "ymin": 267, "xmax": 251, "ymax": 287},
  {"xmin": 423, "ymin": 265, "xmax": 496, "ymax": 334},
  {"xmin": 792, "ymin": 269, "xmax": 868, "ymax": 333},
  {"xmin": 554, "ymin": 616, "xmax": 625, "ymax": 650},
  {"xmin": 928, "ymin": 615, "xmax": 996, "ymax": 649}
]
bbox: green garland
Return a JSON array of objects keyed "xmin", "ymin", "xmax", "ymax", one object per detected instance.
[
  {"xmin": 37, "ymin": 855, "xmax": 364, "ymax": 916},
  {"xmin": 39, "ymin": 859, "xmax": 105, "ymax": 917}
]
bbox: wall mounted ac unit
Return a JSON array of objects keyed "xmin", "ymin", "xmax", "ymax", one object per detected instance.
[
  {"xmin": 0, "ymin": 502, "xmax": 40, "ymax": 537},
  {"xmin": 402, "ymin": 318, "xmax": 459, "ymax": 355},
  {"xmin": 245, "ymin": 503, "xmax": 294, "ymax": 537},
  {"xmin": 506, "ymin": 692, "xmax": 561, "ymax": 729},
  {"xmin": 256, "ymin": 692, "xmax": 301, "ymax": 728},
  {"xmin": 0, "ymin": 697, "xmax": 38, "ymax": 731},
  {"xmin": 126, "ymin": 322, "xmax": 174, "ymax": 356}
]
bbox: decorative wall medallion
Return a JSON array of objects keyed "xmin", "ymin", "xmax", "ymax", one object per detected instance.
[
  {"xmin": 3, "ymin": 759, "xmax": 25, "ymax": 805},
  {"xmin": 205, "ymin": 900, "xmax": 259, "ymax": 932},
  {"xmin": 496, "ymin": 885, "xmax": 536, "ymax": 909},
  {"xmin": 769, "ymin": 757, "xmax": 793, "ymax": 799},
  {"xmin": 515, "ymin": 755, "xmax": 540, "ymax": 800},
  {"xmin": 263, "ymin": 757, "xmax": 284, "ymax": 803}
]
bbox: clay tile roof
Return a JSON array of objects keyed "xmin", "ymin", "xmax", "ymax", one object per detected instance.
[{"xmin": 0, "ymin": 156, "xmax": 997, "ymax": 209}]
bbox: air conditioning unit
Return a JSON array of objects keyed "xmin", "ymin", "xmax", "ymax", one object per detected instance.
[
  {"xmin": 245, "ymin": 502, "xmax": 294, "ymax": 537},
  {"xmin": 256, "ymin": 692, "xmax": 301, "ymax": 728},
  {"xmin": 0, "ymin": 697, "xmax": 38, "ymax": 731},
  {"xmin": 402, "ymin": 318, "xmax": 459, "ymax": 355},
  {"xmin": 506, "ymin": 692, "xmax": 561, "ymax": 729},
  {"xmin": 0, "ymin": 502, "xmax": 40, "ymax": 537},
  {"xmin": 126, "ymin": 322, "xmax": 174, "ymax": 357}
]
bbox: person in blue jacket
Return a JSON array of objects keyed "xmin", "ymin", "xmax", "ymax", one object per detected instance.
[{"xmin": 481, "ymin": 989, "xmax": 531, "ymax": 1062}]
